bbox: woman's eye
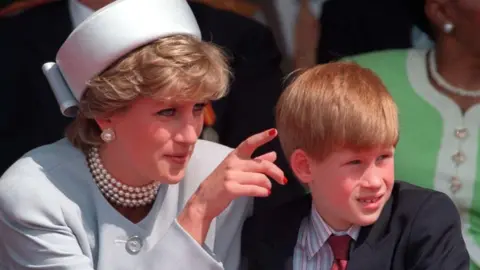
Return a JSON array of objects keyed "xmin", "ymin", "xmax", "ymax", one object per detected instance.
[{"xmin": 157, "ymin": 108, "xmax": 176, "ymax": 116}]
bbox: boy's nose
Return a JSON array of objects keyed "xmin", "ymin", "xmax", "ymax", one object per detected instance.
[{"xmin": 362, "ymin": 175, "xmax": 383, "ymax": 188}]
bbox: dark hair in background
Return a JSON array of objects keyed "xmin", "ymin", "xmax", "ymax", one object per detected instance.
[{"xmin": 407, "ymin": 0, "xmax": 434, "ymax": 40}]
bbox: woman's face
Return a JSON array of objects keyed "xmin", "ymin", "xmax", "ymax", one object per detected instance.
[{"xmin": 101, "ymin": 97, "xmax": 206, "ymax": 185}]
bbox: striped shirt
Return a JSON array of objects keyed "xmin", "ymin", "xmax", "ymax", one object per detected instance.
[{"xmin": 293, "ymin": 206, "xmax": 360, "ymax": 270}]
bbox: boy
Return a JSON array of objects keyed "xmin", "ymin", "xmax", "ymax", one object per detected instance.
[{"xmin": 241, "ymin": 62, "xmax": 469, "ymax": 270}]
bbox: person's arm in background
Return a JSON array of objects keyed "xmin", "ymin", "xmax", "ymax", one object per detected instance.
[
  {"xmin": 294, "ymin": 0, "xmax": 322, "ymax": 69},
  {"xmin": 252, "ymin": 0, "xmax": 324, "ymax": 71}
]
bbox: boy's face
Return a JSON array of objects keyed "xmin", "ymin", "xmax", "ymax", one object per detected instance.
[{"xmin": 293, "ymin": 146, "xmax": 395, "ymax": 231}]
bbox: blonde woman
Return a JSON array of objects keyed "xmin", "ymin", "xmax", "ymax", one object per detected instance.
[{"xmin": 0, "ymin": 0, "xmax": 286, "ymax": 269}]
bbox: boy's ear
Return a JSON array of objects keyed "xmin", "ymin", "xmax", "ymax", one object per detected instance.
[{"xmin": 290, "ymin": 149, "xmax": 314, "ymax": 185}]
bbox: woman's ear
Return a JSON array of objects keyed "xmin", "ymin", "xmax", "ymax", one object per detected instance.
[
  {"xmin": 95, "ymin": 106, "xmax": 129, "ymax": 131},
  {"xmin": 290, "ymin": 149, "xmax": 314, "ymax": 185},
  {"xmin": 95, "ymin": 117, "xmax": 111, "ymax": 130},
  {"xmin": 425, "ymin": 0, "xmax": 454, "ymax": 33}
]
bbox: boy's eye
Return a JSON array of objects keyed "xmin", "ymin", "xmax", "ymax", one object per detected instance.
[
  {"xmin": 347, "ymin": 160, "xmax": 362, "ymax": 165},
  {"xmin": 157, "ymin": 108, "xmax": 175, "ymax": 116},
  {"xmin": 377, "ymin": 154, "xmax": 391, "ymax": 161}
]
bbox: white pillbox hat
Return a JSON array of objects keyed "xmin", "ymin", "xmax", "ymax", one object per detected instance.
[{"xmin": 42, "ymin": 0, "xmax": 201, "ymax": 117}]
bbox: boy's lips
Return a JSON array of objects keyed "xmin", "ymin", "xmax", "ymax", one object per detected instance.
[{"xmin": 357, "ymin": 194, "xmax": 384, "ymax": 205}]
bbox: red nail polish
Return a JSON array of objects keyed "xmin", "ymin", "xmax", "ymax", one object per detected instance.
[
  {"xmin": 268, "ymin": 129, "xmax": 277, "ymax": 136},
  {"xmin": 283, "ymin": 177, "xmax": 288, "ymax": 185}
]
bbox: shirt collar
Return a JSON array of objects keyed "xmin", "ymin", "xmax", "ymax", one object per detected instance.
[
  {"xmin": 69, "ymin": 0, "xmax": 95, "ymax": 28},
  {"xmin": 302, "ymin": 205, "xmax": 361, "ymax": 259}
]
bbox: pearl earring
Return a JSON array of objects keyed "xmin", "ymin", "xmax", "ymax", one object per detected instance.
[
  {"xmin": 443, "ymin": 22, "xmax": 454, "ymax": 34},
  {"xmin": 100, "ymin": 128, "xmax": 116, "ymax": 143}
]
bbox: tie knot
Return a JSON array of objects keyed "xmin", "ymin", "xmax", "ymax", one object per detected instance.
[{"xmin": 327, "ymin": 235, "xmax": 351, "ymax": 260}]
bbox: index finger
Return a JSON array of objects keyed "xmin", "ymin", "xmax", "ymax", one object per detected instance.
[{"xmin": 235, "ymin": 128, "xmax": 278, "ymax": 159}]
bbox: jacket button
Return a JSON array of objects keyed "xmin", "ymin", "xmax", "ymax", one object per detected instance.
[{"xmin": 125, "ymin": 235, "xmax": 143, "ymax": 254}]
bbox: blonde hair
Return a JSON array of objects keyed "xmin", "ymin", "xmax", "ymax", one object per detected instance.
[
  {"xmin": 276, "ymin": 62, "xmax": 399, "ymax": 162},
  {"xmin": 66, "ymin": 34, "xmax": 230, "ymax": 153}
]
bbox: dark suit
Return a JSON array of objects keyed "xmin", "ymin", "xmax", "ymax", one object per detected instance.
[
  {"xmin": 242, "ymin": 181, "xmax": 469, "ymax": 270},
  {"xmin": 0, "ymin": 0, "xmax": 304, "ymax": 209},
  {"xmin": 316, "ymin": 0, "xmax": 425, "ymax": 64}
]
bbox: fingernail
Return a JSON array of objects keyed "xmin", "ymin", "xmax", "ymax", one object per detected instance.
[
  {"xmin": 268, "ymin": 129, "xmax": 277, "ymax": 136},
  {"xmin": 283, "ymin": 177, "xmax": 288, "ymax": 185},
  {"xmin": 267, "ymin": 189, "xmax": 271, "ymax": 196}
]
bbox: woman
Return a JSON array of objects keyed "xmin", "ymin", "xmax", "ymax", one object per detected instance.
[
  {"xmin": 345, "ymin": 0, "xmax": 480, "ymax": 268},
  {"xmin": 0, "ymin": 0, "xmax": 286, "ymax": 269}
]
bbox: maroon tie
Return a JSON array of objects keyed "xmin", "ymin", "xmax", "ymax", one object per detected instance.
[{"xmin": 327, "ymin": 235, "xmax": 351, "ymax": 270}]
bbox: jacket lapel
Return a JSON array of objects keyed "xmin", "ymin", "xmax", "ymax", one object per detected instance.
[
  {"xmin": 347, "ymin": 193, "xmax": 394, "ymax": 270},
  {"xmin": 248, "ymin": 185, "xmax": 400, "ymax": 270}
]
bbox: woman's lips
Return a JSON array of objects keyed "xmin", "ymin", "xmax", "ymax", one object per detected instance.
[{"xmin": 164, "ymin": 154, "xmax": 189, "ymax": 164}]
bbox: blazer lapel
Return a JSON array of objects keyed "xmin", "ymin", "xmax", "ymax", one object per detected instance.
[{"xmin": 347, "ymin": 195, "xmax": 394, "ymax": 270}]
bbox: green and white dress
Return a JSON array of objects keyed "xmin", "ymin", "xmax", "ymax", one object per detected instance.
[{"xmin": 348, "ymin": 49, "xmax": 480, "ymax": 269}]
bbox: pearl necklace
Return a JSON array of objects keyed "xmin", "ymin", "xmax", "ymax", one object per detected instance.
[
  {"xmin": 428, "ymin": 50, "xmax": 480, "ymax": 98},
  {"xmin": 87, "ymin": 147, "xmax": 160, "ymax": 208}
]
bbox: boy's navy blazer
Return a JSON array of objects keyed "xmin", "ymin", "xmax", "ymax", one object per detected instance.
[{"xmin": 242, "ymin": 181, "xmax": 470, "ymax": 270}]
